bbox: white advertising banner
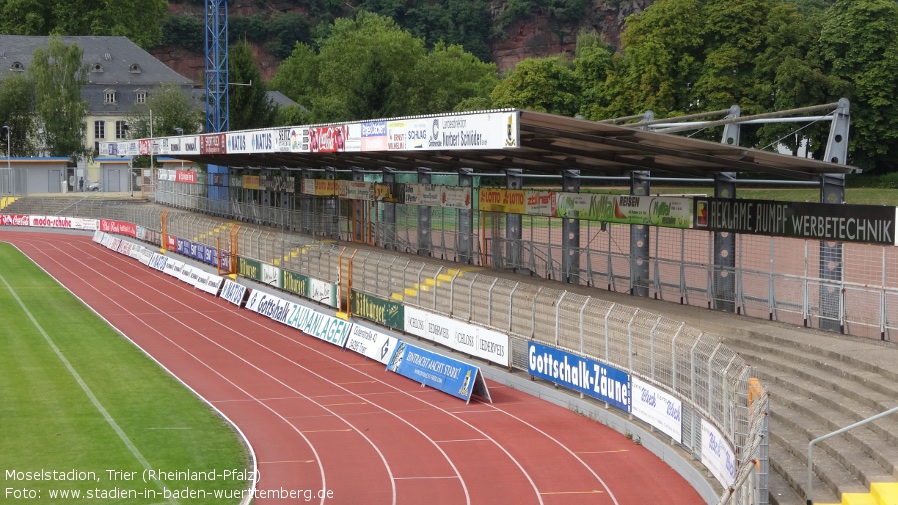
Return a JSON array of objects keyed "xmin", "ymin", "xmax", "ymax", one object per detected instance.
[
  {"xmin": 701, "ymin": 419, "xmax": 737, "ymax": 488},
  {"xmin": 225, "ymin": 131, "xmax": 252, "ymax": 154},
  {"xmin": 245, "ymin": 290, "xmax": 295, "ymax": 326},
  {"xmin": 403, "ymin": 306, "xmax": 509, "ymax": 366},
  {"xmin": 631, "ymin": 378, "xmax": 682, "ymax": 443},
  {"xmin": 345, "ymin": 324, "xmax": 399, "ymax": 364},
  {"xmin": 394, "ymin": 111, "xmax": 519, "ymax": 151},
  {"xmin": 220, "ymin": 279, "xmax": 248, "ymax": 306},
  {"xmin": 148, "ymin": 253, "xmax": 168, "ymax": 271},
  {"xmin": 308, "ymin": 278, "xmax": 338, "ymax": 308},
  {"xmin": 261, "ymin": 263, "xmax": 280, "ymax": 287}
]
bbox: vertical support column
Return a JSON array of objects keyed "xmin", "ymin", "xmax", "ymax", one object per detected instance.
[
  {"xmin": 260, "ymin": 168, "xmax": 272, "ymax": 225},
  {"xmin": 417, "ymin": 167, "xmax": 432, "ymax": 257},
  {"xmin": 819, "ymin": 98, "xmax": 850, "ymax": 332},
  {"xmin": 352, "ymin": 167, "xmax": 364, "ymax": 242},
  {"xmin": 324, "ymin": 166, "xmax": 338, "ymax": 240},
  {"xmin": 713, "ymin": 105, "xmax": 741, "ymax": 312},
  {"xmin": 300, "ymin": 169, "xmax": 313, "ymax": 234},
  {"xmin": 204, "ymin": 0, "xmax": 229, "ymax": 215},
  {"xmin": 382, "ymin": 167, "xmax": 397, "ymax": 250},
  {"xmin": 506, "ymin": 169, "xmax": 523, "ymax": 271},
  {"xmin": 561, "ymin": 170, "xmax": 580, "ymax": 283},
  {"xmin": 457, "ymin": 167, "xmax": 475, "ymax": 264},
  {"xmin": 630, "ymin": 170, "xmax": 650, "ymax": 296}
]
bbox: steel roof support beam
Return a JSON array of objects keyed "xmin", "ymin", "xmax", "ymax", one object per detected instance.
[
  {"xmin": 630, "ymin": 170, "xmax": 651, "ymax": 297},
  {"xmin": 457, "ymin": 167, "xmax": 475, "ymax": 264},
  {"xmin": 505, "ymin": 169, "xmax": 523, "ymax": 272},
  {"xmin": 417, "ymin": 167, "xmax": 432, "ymax": 257},
  {"xmin": 562, "ymin": 169, "xmax": 581, "ymax": 284},
  {"xmin": 713, "ymin": 105, "xmax": 740, "ymax": 313},
  {"xmin": 382, "ymin": 167, "xmax": 397, "ymax": 251}
]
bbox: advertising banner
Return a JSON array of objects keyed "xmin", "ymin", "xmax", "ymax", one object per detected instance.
[
  {"xmin": 340, "ymin": 180, "xmax": 375, "ymax": 201},
  {"xmin": 441, "ymin": 186, "xmax": 472, "ymax": 209},
  {"xmin": 148, "ymin": 253, "xmax": 168, "ymax": 271},
  {"xmin": 0, "ymin": 214, "xmax": 29, "ymax": 226},
  {"xmin": 249, "ymin": 130, "xmax": 276, "ymax": 153},
  {"xmin": 100, "ymin": 219, "xmax": 137, "ymax": 237},
  {"xmin": 555, "ymin": 193, "xmax": 693, "ymax": 228},
  {"xmin": 289, "ymin": 127, "xmax": 310, "ymax": 153},
  {"xmin": 479, "ymin": 188, "xmax": 526, "ymax": 214},
  {"xmin": 226, "ymin": 131, "xmax": 252, "ymax": 154},
  {"xmin": 179, "ymin": 136, "xmax": 200, "ymax": 155},
  {"xmin": 350, "ymin": 291, "xmax": 404, "ymax": 330},
  {"xmin": 694, "ymin": 198, "xmax": 897, "ymax": 245},
  {"xmin": 201, "ymin": 133, "xmax": 227, "ymax": 154},
  {"xmin": 310, "ymin": 125, "xmax": 347, "ymax": 152},
  {"xmin": 404, "ymin": 183, "xmax": 442, "ymax": 207},
  {"xmin": 285, "ymin": 305, "xmax": 352, "ymax": 347},
  {"xmin": 175, "ymin": 170, "xmax": 198, "ymax": 184},
  {"xmin": 528, "ymin": 342, "xmax": 631, "ymax": 412},
  {"xmin": 237, "ymin": 256, "xmax": 263, "ymax": 282},
  {"xmin": 701, "ymin": 419, "xmax": 737, "ymax": 488},
  {"xmin": 393, "ymin": 111, "xmax": 518, "ymax": 151},
  {"xmin": 261, "ymin": 263, "xmax": 280, "ymax": 287},
  {"xmin": 274, "ymin": 128, "xmax": 292, "ymax": 152},
  {"xmin": 281, "ymin": 270, "xmax": 309, "ymax": 298},
  {"xmin": 404, "ymin": 306, "xmax": 509, "ymax": 366},
  {"xmin": 374, "ymin": 183, "xmax": 400, "ymax": 203},
  {"xmin": 242, "ymin": 175, "xmax": 260, "ymax": 190},
  {"xmin": 302, "ymin": 179, "xmax": 338, "ymax": 196},
  {"xmin": 386, "ymin": 121, "xmax": 406, "ymax": 150},
  {"xmin": 387, "ymin": 342, "xmax": 489, "ymax": 403},
  {"xmin": 525, "ymin": 190, "xmax": 556, "ymax": 217},
  {"xmin": 631, "ymin": 377, "xmax": 682, "ymax": 443},
  {"xmin": 344, "ymin": 323, "xmax": 399, "ymax": 364},
  {"xmin": 220, "ymin": 279, "xmax": 248, "ymax": 306},
  {"xmin": 361, "ymin": 121, "xmax": 388, "ymax": 151},
  {"xmin": 245, "ymin": 290, "xmax": 296, "ymax": 326},
  {"xmin": 308, "ymin": 278, "xmax": 338, "ymax": 307}
]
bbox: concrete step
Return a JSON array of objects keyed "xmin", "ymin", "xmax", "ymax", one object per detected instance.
[{"xmin": 767, "ymin": 425, "xmax": 840, "ymax": 504}]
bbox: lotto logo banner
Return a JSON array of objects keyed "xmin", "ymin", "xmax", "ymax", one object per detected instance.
[{"xmin": 528, "ymin": 342, "xmax": 631, "ymax": 412}]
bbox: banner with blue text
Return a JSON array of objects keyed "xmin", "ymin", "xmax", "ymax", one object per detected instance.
[{"xmin": 528, "ymin": 342, "xmax": 631, "ymax": 412}]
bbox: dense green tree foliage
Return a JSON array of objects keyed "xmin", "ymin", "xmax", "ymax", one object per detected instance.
[
  {"xmin": 0, "ymin": 0, "xmax": 167, "ymax": 48},
  {"xmin": 491, "ymin": 57, "xmax": 580, "ymax": 115},
  {"xmin": 0, "ymin": 74, "xmax": 38, "ymax": 157},
  {"xmin": 126, "ymin": 84, "xmax": 204, "ymax": 139},
  {"xmin": 270, "ymin": 12, "xmax": 495, "ymax": 123},
  {"xmin": 228, "ymin": 41, "xmax": 278, "ymax": 130},
  {"xmin": 29, "ymin": 36, "xmax": 89, "ymax": 161}
]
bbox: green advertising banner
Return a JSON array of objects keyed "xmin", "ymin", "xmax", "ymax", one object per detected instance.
[
  {"xmin": 554, "ymin": 193, "xmax": 692, "ymax": 228},
  {"xmin": 281, "ymin": 270, "xmax": 310, "ymax": 297},
  {"xmin": 351, "ymin": 291, "xmax": 405, "ymax": 330},
  {"xmin": 237, "ymin": 256, "xmax": 263, "ymax": 281}
]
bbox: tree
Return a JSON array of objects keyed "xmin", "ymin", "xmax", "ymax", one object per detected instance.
[
  {"xmin": 228, "ymin": 41, "xmax": 278, "ymax": 130},
  {"xmin": 815, "ymin": 0, "xmax": 898, "ymax": 171},
  {"xmin": 490, "ymin": 56, "xmax": 581, "ymax": 116},
  {"xmin": 0, "ymin": 73, "xmax": 38, "ymax": 157},
  {"xmin": 0, "ymin": 0, "xmax": 167, "ymax": 48},
  {"xmin": 573, "ymin": 31, "xmax": 613, "ymax": 119},
  {"xmin": 127, "ymin": 83, "xmax": 203, "ymax": 139},
  {"xmin": 270, "ymin": 42, "xmax": 320, "ymax": 108},
  {"xmin": 29, "ymin": 35, "xmax": 89, "ymax": 161},
  {"xmin": 406, "ymin": 42, "xmax": 498, "ymax": 115}
]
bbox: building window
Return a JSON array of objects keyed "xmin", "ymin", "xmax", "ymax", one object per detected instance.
[
  {"xmin": 129, "ymin": 63, "xmax": 142, "ymax": 74},
  {"xmin": 135, "ymin": 90, "xmax": 147, "ymax": 104},
  {"xmin": 94, "ymin": 120, "xmax": 105, "ymax": 140},
  {"xmin": 11, "ymin": 61, "xmax": 24, "ymax": 72},
  {"xmin": 104, "ymin": 90, "xmax": 116, "ymax": 104},
  {"xmin": 115, "ymin": 121, "xmax": 129, "ymax": 139}
]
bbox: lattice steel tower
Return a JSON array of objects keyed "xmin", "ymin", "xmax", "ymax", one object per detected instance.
[{"xmin": 205, "ymin": 0, "xmax": 229, "ymax": 134}]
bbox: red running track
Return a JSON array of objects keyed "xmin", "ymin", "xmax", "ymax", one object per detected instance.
[{"xmin": 2, "ymin": 230, "xmax": 703, "ymax": 505}]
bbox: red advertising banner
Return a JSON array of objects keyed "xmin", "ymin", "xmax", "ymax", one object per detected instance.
[
  {"xmin": 0, "ymin": 214, "xmax": 29, "ymax": 226},
  {"xmin": 100, "ymin": 219, "xmax": 137, "ymax": 237},
  {"xmin": 175, "ymin": 170, "xmax": 198, "ymax": 184},
  {"xmin": 201, "ymin": 134, "xmax": 226, "ymax": 154},
  {"xmin": 166, "ymin": 235, "xmax": 177, "ymax": 251},
  {"xmin": 310, "ymin": 125, "xmax": 347, "ymax": 152},
  {"xmin": 139, "ymin": 139, "xmax": 151, "ymax": 156}
]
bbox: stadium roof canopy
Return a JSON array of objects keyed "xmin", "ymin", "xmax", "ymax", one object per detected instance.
[{"xmin": 116, "ymin": 109, "xmax": 857, "ymax": 180}]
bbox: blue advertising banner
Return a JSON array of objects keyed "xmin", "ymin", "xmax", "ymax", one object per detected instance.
[
  {"xmin": 528, "ymin": 342, "xmax": 631, "ymax": 412},
  {"xmin": 387, "ymin": 342, "xmax": 482, "ymax": 403}
]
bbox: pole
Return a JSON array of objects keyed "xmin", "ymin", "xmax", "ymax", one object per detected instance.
[
  {"xmin": 3, "ymin": 126, "xmax": 9, "ymax": 194},
  {"xmin": 150, "ymin": 109, "xmax": 154, "ymax": 198}
]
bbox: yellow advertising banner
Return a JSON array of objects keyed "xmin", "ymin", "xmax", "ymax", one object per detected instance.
[
  {"xmin": 478, "ymin": 188, "xmax": 526, "ymax": 214},
  {"xmin": 243, "ymin": 175, "xmax": 260, "ymax": 190}
]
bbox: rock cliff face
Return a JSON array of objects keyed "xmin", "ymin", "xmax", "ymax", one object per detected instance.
[{"xmin": 153, "ymin": 0, "xmax": 653, "ymax": 83}]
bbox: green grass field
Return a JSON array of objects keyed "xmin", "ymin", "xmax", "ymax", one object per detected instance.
[{"xmin": 0, "ymin": 243, "xmax": 250, "ymax": 504}]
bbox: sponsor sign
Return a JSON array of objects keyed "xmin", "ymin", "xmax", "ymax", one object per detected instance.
[
  {"xmin": 100, "ymin": 219, "xmax": 137, "ymax": 237},
  {"xmin": 361, "ymin": 121, "xmax": 388, "ymax": 151},
  {"xmin": 166, "ymin": 235, "xmax": 177, "ymax": 251},
  {"xmin": 386, "ymin": 121, "xmax": 406, "ymax": 150},
  {"xmin": 261, "ymin": 263, "xmax": 280, "ymax": 287},
  {"xmin": 290, "ymin": 127, "xmax": 310, "ymax": 153},
  {"xmin": 340, "ymin": 180, "xmax": 375, "ymax": 201},
  {"xmin": 344, "ymin": 324, "xmax": 399, "ymax": 364},
  {"xmin": 422, "ymin": 112, "xmax": 519, "ymax": 150},
  {"xmin": 250, "ymin": 130, "xmax": 276, "ymax": 153},
  {"xmin": 350, "ymin": 291, "xmax": 404, "ymax": 330},
  {"xmin": 175, "ymin": 170, "xmax": 198, "ymax": 184},
  {"xmin": 281, "ymin": 270, "xmax": 309, "ymax": 298},
  {"xmin": 116, "ymin": 239, "xmax": 133, "ymax": 256},
  {"xmin": 275, "ymin": 128, "xmax": 292, "ymax": 152},
  {"xmin": 701, "ymin": 419, "xmax": 737, "ymax": 488},
  {"xmin": 180, "ymin": 136, "xmax": 200, "ymax": 155},
  {"xmin": 479, "ymin": 188, "xmax": 526, "ymax": 214},
  {"xmin": 344, "ymin": 123, "xmax": 362, "ymax": 152},
  {"xmin": 525, "ymin": 190, "xmax": 556, "ymax": 217},
  {"xmin": 441, "ymin": 186, "xmax": 472, "ymax": 209},
  {"xmin": 405, "ymin": 119, "xmax": 430, "ymax": 149},
  {"xmin": 528, "ymin": 342, "xmax": 631, "ymax": 412},
  {"xmin": 148, "ymin": 253, "xmax": 168, "ymax": 271},
  {"xmin": 301, "ymin": 179, "xmax": 338, "ymax": 196},
  {"xmin": 631, "ymin": 377, "xmax": 682, "ymax": 443},
  {"xmin": 694, "ymin": 198, "xmax": 897, "ymax": 245},
  {"xmin": 193, "ymin": 271, "xmax": 224, "ymax": 296},
  {"xmin": 1, "ymin": 214, "xmax": 30, "ymax": 226},
  {"xmin": 226, "ymin": 132, "xmax": 252, "ymax": 154},
  {"xmin": 242, "ymin": 175, "xmax": 260, "ymax": 190},
  {"xmin": 245, "ymin": 290, "xmax": 296, "ymax": 325},
  {"xmin": 404, "ymin": 306, "xmax": 509, "ymax": 366},
  {"xmin": 308, "ymin": 278, "xmax": 338, "ymax": 307},
  {"xmin": 387, "ymin": 342, "xmax": 490, "ymax": 403},
  {"xmin": 404, "ymin": 183, "xmax": 442, "ymax": 207},
  {"xmin": 554, "ymin": 193, "xmax": 693, "ymax": 228},
  {"xmin": 310, "ymin": 125, "xmax": 347, "ymax": 153},
  {"xmin": 29, "ymin": 215, "xmax": 75, "ymax": 229},
  {"xmin": 237, "ymin": 256, "xmax": 263, "ymax": 282},
  {"xmin": 285, "ymin": 305, "xmax": 353, "ymax": 347},
  {"xmin": 220, "ymin": 279, "xmax": 248, "ymax": 306},
  {"xmin": 201, "ymin": 134, "xmax": 226, "ymax": 154},
  {"xmin": 374, "ymin": 183, "xmax": 399, "ymax": 203}
]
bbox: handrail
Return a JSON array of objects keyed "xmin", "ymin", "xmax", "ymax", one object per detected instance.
[{"xmin": 806, "ymin": 405, "xmax": 898, "ymax": 504}]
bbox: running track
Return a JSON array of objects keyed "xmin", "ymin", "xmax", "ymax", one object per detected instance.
[{"xmin": 2, "ymin": 230, "xmax": 703, "ymax": 505}]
